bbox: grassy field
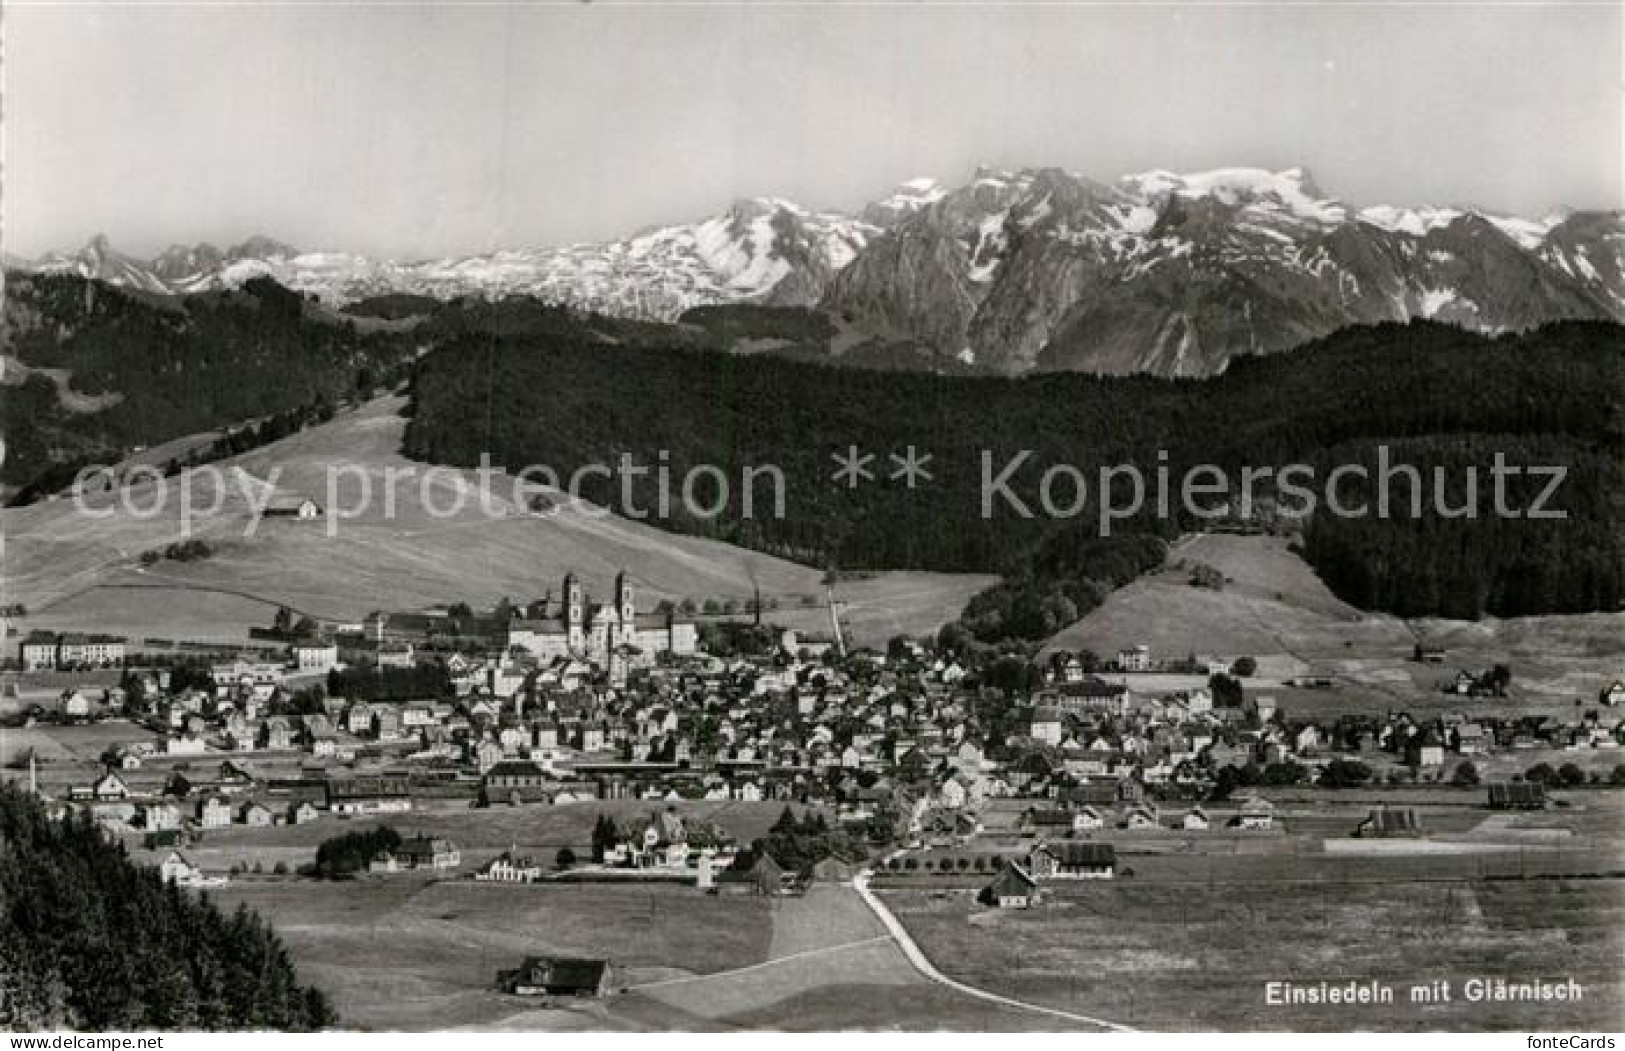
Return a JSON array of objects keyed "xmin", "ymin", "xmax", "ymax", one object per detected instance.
[
  {"xmin": 884, "ymin": 875, "xmax": 1624, "ymax": 1031},
  {"xmin": 629, "ymin": 884, "xmax": 920, "ymax": 1023},
  {"xmin": 211, "ymin": 877, "xmax": 775, "ymax": 1030},
  {"xmin": 1045, "ymin": 532, "xmax": 1625, "ymax": 706},
  {"xmin": 4, "ymin": 396, "xmax": 991, "ymax": 650},
  {"xmin": 209, "ymin": 870, "xmax": 1091, "ymax": 1031},
  {"xmin": 0, "ymin": 721, "xmax": 167, "ymax": 786}
]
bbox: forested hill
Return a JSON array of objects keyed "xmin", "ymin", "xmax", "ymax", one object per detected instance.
[
  {"xmin": 1, "ymin": 272, "xmax": 419, "ymax": 498},
  {"xmin": 404, "ymin": 320, "xmax": 1623, "ymax": 620},
  {"xmin": 0, "ymin": 786, "xmax": 333, "ymax": 1030}
]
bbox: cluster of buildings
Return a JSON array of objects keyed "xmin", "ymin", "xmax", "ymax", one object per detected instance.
[
  {"xmin": 13, "ymin": 581, "xmax": 1622, "ymax": 906},
  {"xmin": 20, "ymin": 631, "xmax": 128, "ymax": 671}
]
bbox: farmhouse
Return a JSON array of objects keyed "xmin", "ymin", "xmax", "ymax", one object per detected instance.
[
  {"xmin": 609, "ymin": 809, "xmax": 690, "ymax": 869},
  {"xmin": 93, "ymin": 772, "xmax": 129, "ymax": 801},
  {"xmin": 264, "ymin": 497, "xmax": 323, "ymax": 519},
  {"xmin": 502, "ymin": 956, "xmax": 612, "ymax": 998},
  {"xmin": 1233, "ymin": 797, "xmax": 1276, "ymax": 831},
  {"xmin": 1121, "ymin": 804, "xmax": 1161, "ymax": 830},
  {"xmin": 1455, "ymin": 723, "xmax": 1490, "ymax": 755},
  {"xmin": 158, "ymin": 851, "xmax": 225, "ymax": 888},
  {"xmin": 476, "ymin": 852, "xmax": 543, "ymax": 882},
  {"xmin": 372, "ymin": 836, "xmax": 461, "ymax": 872},
  {"xmin": 1026, "ymin": 841, "xmax": 1115, "ymax": 880},
  {"xmin": 1408, "ymin": 729, "xmax": 1446, "ymax": 768},
  {"xmin": 718, "ymin": 853, "xmax": 785, "ymax": 895},
  {"xmin": 981, "ymin": 862, "xmax": 1041, "ymax": 908}
]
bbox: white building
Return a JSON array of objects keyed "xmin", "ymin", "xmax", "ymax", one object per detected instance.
[
  {"xmin": 292, "ymin": 641, "xmax": 339, "ymax": 674},
  {"xmin": 507, "ymin": 572, "xmax": 698, "ymax": 665},
  {"xmin": 1116, "ymin": 645, "xmax": 1152, "ymax": 672}
]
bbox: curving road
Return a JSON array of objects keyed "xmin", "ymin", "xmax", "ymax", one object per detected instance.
[{"xmin": 851, "ymin": 869, "xmax": 1138, "ymax": 1032}]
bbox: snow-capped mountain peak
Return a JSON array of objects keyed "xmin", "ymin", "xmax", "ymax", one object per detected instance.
[
  {"xmin": 822, "ymin": 165, "xmax": 1624, "ymax": 376},
  {"xmin": 1124, "ymin": 167, "xmax": 1347, "ymax": 225},
  {"xmin": 861, "ymin": 177, "xmax": 949, "ymax": 227},
  {"xmin": 13, "ymin": 166, "xmax": 1620, "ymax": 378}
]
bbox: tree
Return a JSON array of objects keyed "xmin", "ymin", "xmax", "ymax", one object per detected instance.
[
  {"xmin": 0, "ymin": 784, "xmax": 330, "ymax": 1029},
  {"xmin": 555, "ymin": 847, "xmax": 577, "ymax": 870},
  {"xmin": 1209, "ymin": 673, "xmax": 1244, "ymax": 709},
  {"xmin": 1525, "ymin": 762, "xmax": 1557, "ymax": 786},
  {"xmin": 1451, "ymin": 760, "xmax": 1480, "ymax": 787},
  {"xmin": 590, "ymin": 814, "xmax": 618, "ymax": 863},
  {"xmin": 1557, "ymin": 762, "xmax": 1586, "ymax": 788},
  {"xmin": 1319, "ymin": 758, "xmax": 1373, "ymax": 789},
  {"xmin": 1230, "ymin": 656, "xmax": 1257, "ymax": 677},
  {"xmin": 313, "ymin": 826, "xmax": 400, "ymax": 879}
]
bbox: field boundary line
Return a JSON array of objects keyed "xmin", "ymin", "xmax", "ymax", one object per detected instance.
[
  {"xmin": 627, "ymin": 934, "xmax": 893, "ymax": 990},
  {"xmin": 853, "ymin": 870, "xmax": 1137, "ymax": 1032}
]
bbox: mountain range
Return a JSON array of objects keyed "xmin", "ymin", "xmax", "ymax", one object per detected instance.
[{"xmin": 14, "ymin": 166, "xmax": 1623, "ymax": 376}]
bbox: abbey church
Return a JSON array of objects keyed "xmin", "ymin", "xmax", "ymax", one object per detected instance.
[{"xmin": 506, "ymin": 572, "xmax": 698, "ymax": 664}]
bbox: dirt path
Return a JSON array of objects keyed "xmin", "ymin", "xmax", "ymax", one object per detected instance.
[{"xmin": 852, "ymin": 870, "xmax": 1136, "ymax": 1032}]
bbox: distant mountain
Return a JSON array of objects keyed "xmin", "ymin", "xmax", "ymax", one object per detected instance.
[
  {"xmin": 15, "ymin": 167, "xmax": 1623, "ymax": 375},
  {"xmin": 18, "ymin": 198, "xmax": 884, "ymax": 320},
  {"xmin": 31, "ymin": 233, "xmax": 174, "ymax": 296},
  {"xmin": 823, "ymin": 167, "xmax": 1625, "ymax": 375}
]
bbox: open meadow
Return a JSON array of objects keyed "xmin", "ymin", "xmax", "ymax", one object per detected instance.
[
  {"xmin": 1045, "ymin": 532, "xmax": 1624, "ymax": 710},
  {"xmin": 3, "ymin": 396, "xmax": 990, "ymax": 651},
  {"xmin": 883, "ymin": 873, "xmax": 1624, "ymax": 1031},
  {"xmin": 211, "ymin": 873, "xmax": 1062, "ymax": 1030}
]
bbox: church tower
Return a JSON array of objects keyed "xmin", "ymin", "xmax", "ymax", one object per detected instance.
[
  {"xmin": 616, "ymin": 572, "xmax": 635, "ymax": 624},
  {"xmin": 565, "ymin": 573, "xmax": 584, "ymax": 649}
]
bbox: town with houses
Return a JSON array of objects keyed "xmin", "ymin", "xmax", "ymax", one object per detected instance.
[{"xmin": 6, "ymin": 568, "xmax": 1624, "ymax": 916}]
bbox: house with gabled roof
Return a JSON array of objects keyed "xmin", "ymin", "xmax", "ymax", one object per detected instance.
[
  {"xmin": 501, "ymin": 956, "xmax": 611, "ymax": 997},
  {"xmin": 981, "ymin": 861, "xmax": 1041, "ymax": 908},
  {"xmin": 1027, "ymin": 841, "xmax": 1114, "ymax": 880}
]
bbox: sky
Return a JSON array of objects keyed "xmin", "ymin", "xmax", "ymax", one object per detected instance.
[{"xmin": 5, "ymin": 2, "xmax": 1621, "ymax": 260}]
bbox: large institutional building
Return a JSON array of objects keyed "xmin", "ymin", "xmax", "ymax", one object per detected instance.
[{"xmin": 506, "ymin": 572, "xmax": 698, "ymax": 664}]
